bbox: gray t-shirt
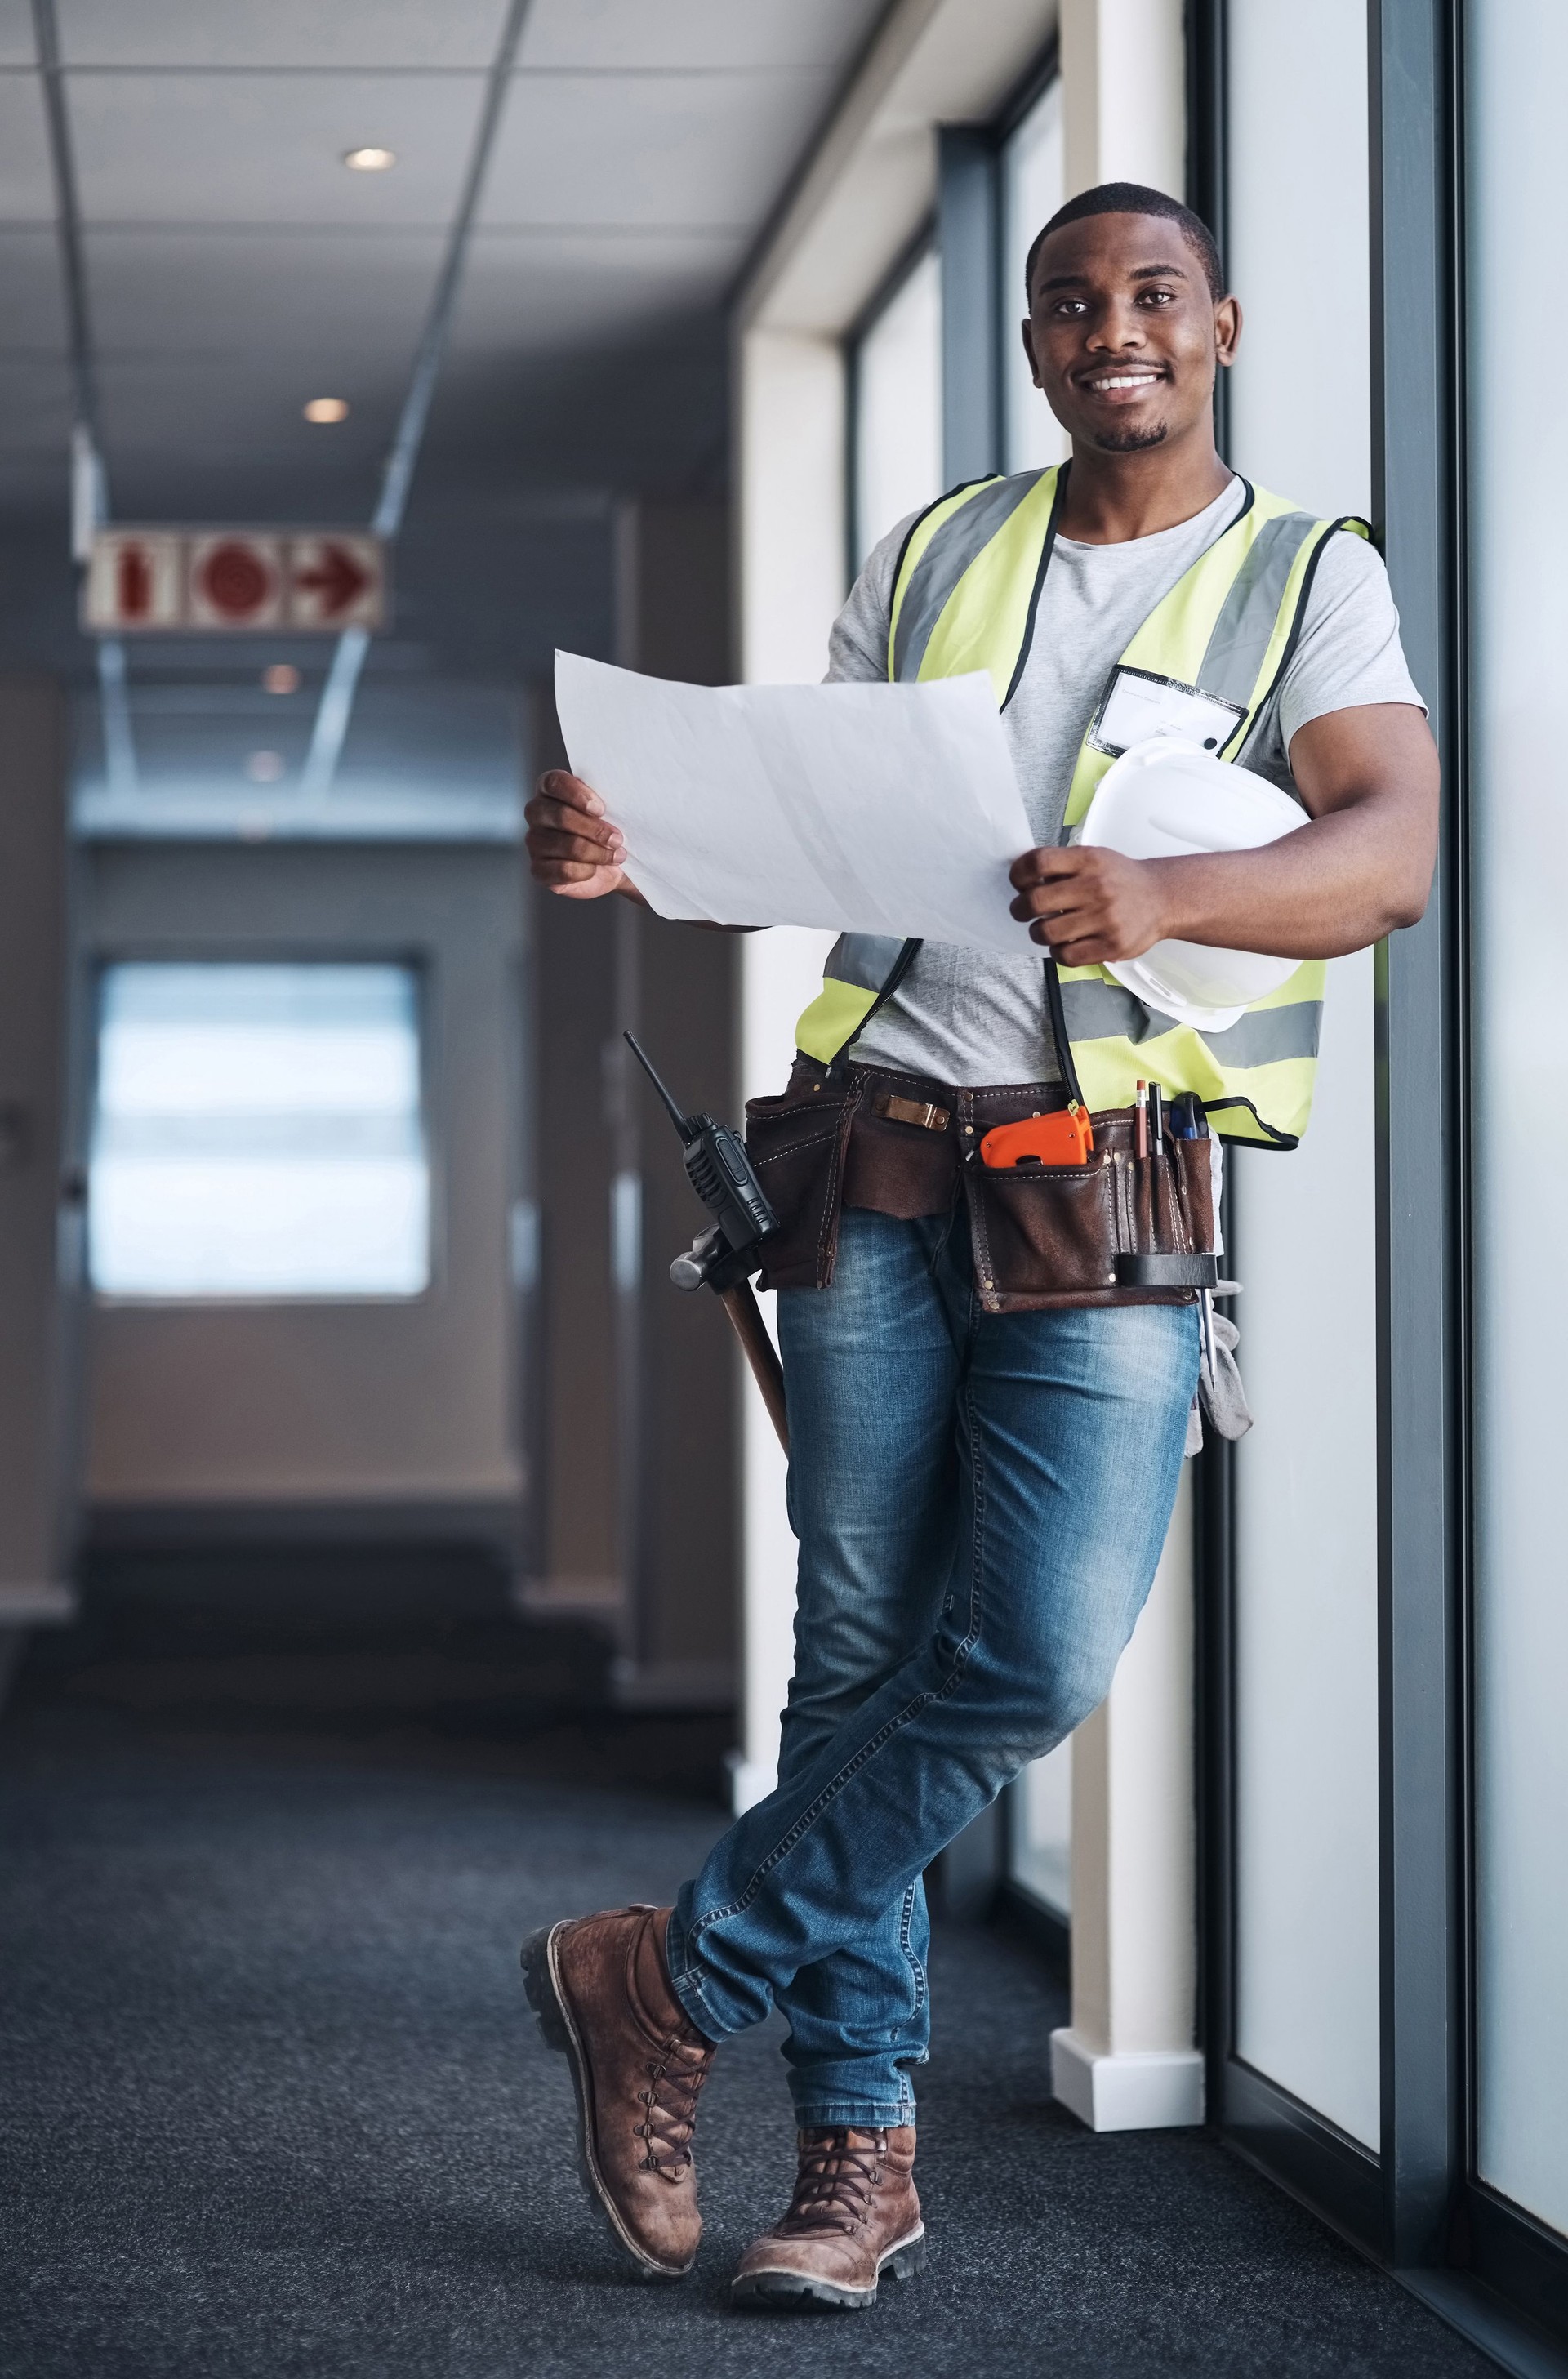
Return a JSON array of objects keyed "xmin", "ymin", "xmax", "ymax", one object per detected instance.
[{"xmin": 828, "ymin": 474, "xmax": 1424, "ymax": 1086}]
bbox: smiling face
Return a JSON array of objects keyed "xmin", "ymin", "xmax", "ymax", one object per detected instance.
[{"xmin": 1022, "ymin": 211, "xmax": 1240, "ymax": 457}]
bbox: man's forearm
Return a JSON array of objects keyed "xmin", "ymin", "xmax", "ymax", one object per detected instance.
[{"xmin": 1145, "ymin": 798, "xmax": 1432, "ymax": 958}]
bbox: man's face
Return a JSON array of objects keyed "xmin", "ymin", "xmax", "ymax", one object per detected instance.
[{"xmin": 1021, "ymin": 212, "xmax": 1240, "ymax": 454}]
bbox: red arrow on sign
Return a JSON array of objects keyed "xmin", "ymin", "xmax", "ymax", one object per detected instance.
[{"xmin": 292, "ymin": 541, "xmax": 370, "ymax": 619}]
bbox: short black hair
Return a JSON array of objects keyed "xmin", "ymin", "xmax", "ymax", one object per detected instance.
[{"xmin": 1024, "ymin": 182, "xmax": 1224, "ymax": 304}]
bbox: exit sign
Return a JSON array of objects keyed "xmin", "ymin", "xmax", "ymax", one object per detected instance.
[{"xmin": 84, "ymin": 528, "xmax": 388, "ymax": 633}]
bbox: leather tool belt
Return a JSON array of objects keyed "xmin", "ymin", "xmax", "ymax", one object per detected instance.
[{"xmin": 743, "ymin": 1060, "xmax": 1216, "ymax": 1312}]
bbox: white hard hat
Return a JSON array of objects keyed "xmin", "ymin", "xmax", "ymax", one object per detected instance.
[{"xmin": 1077, "ymin": 733, "xmax": 1307, "ymax": 1031}]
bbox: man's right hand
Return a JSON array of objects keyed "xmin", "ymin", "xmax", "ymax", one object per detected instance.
[{"xmin": 524, "ymin": 769, "xmax": 631, "ymax": 902}]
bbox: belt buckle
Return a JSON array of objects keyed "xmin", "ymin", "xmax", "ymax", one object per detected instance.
[{"xmin": 873, "ymin": 1090, "xmax": 950, "ymax": 1134}]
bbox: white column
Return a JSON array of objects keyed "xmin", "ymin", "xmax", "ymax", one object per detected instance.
[
  {"xmin": 730, "ymin": 324, "xmax": 846, "ymax": 1809},
  {"xmin": 1060, "ymin": 0, "xmax": 1187, "ymax": 199},
  {"xmin": 1049, "ymin": 0, "xmax": 1200, "ymax": 2131},
  {"xmin": 1051, "ymin": 1469, "xmax": 1204, "ymax": 2127}
]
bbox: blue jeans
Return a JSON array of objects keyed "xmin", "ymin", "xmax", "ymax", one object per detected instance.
[{"xmin": 666, "ymin": 1205, "xmax": 1198, "ymax": 2127}]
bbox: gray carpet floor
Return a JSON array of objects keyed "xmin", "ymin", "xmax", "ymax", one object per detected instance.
[{"xmin": 0, "ymin": 1713, "xmax": 1499, "ymax": 2379}]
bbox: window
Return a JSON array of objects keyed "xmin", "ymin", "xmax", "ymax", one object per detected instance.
[
  {"xmin": 1469, "ymin": 0, "xmax": 1568, "ymax": 2242},
  {"xmin": 1011, "ymin": 1739, "xmax": 1071, "ymax": 1917},
  {"xmin": 850, "ymin": 244, "xmax": 942, "ymax": 569},
  {"xmin": 1001, "ymin": 77, "xmax": 1067, "ymax": 475},
  {"xmin": 88, "ymin": 962, "xmax": 429, "ymax": 1299},
  {"xmin": 1224, "ymin": 0, "xmax": 1380, "ymax": 2155}
]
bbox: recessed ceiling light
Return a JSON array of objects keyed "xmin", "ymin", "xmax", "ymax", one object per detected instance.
[
  {"xmin": 303, "ymin": 398, "xmax": 349, "ymax": 425},
  {"xmin": 344, "ymin": 145, "xmax": 397, "ymax": 172},
  {"xmin": 246, "ymin": 750, "xmax": 285, "ymax": 783},
  {"xmin": 262, "ymin": 664, "xmax": 300, "ymax": 695}
]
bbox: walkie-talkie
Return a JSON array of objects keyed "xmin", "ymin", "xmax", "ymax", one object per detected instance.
[
  {"xmin": 622, "ymin": 1034, "xmax": 789, "ymax": 1451},
  {"xmin": 623, "ymin": 1033, "xmax": 777, "ymax": 1290}
]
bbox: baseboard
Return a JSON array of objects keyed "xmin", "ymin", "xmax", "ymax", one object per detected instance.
[
  {"xmin": 511, "ymin": 1572, "xmax": 623, "ymax": 1617},
  {"xmin": 1400, "ymin": 2270, "xmax": 1568, "ymax": 2379},
  {"xmin": 608, "ymin": 1657, "xmax": 735, "ymax": 1712},
  {"xmin": 0, "ymin": 1580, "xmax": 77, "ymax": 1624},
  {"xmin": 1051, "ymin": 2027, "xmax": 1205, "ymax": 2131},
  {"xmin": 85, "ymin": 1498, "xmax": 522, "ymax": 1553}
]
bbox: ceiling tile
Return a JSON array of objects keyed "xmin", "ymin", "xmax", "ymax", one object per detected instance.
[
  {"xmin": 85, "ymin": 226, "xmax": 444, "ymax": 370},
  {"xmin": 0, "ymin": 73, "xmax": 60, "ymax": 219},
  {"xmin": 0, "ymin": 358, "xmax": 73, "ymax": 457},
  {"xmin": 518, "ymin": 0, "xmax": 889, "ymax": 73},
  {"xmin": 0, "ymin": 229, "xmax": 70, "ymax": 350},
  {"xmin": 0, "ymin": 6, "xmax": 38, "ymax": 66},
  {"xmin": 97, "ymin": 353, "xmax": 402, "ymax": 474},
  {"xmin": 56, "ymin": 0, "xmax": 510, "ymax": 70},
  {"xmin": 479, "ymin": 68, "xmax": 837, "ymax": 229},
  {"xmin": 452, "ymin": 228, "xmax": 744, "ymax": 352},
  {"xmin": 96, "ymin": 434, "xmax": 387, "ymax": 531},
  {"xmin": 68, "ymin": 72, "xmax": 487, "ymax": 225}
]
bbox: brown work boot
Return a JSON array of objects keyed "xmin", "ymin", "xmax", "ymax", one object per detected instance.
[
  {"xmin": 521, "ymin": 1904, "xmax": 715, "ymax": 2280},
  {"xmin": 731, "ymin": 2126, "xmax": 924, "ymax": 2311}
]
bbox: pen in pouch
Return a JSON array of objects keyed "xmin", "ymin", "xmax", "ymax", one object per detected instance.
[
  {"xmin": 1134, "ymin": 1079, "xmax": 1148, "ymax": 1162},
  {"xmin": 1148, "ymin": 1084, "xmax": 1165, "ymax": 1241}
]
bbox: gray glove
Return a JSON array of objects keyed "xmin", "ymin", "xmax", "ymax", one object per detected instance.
[{"xmin": 1184, "ymin": 1307, "xmax": 1252, "ymax": 1455}]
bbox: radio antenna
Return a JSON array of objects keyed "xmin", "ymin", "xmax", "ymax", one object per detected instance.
[{"xmin": 623, "ymin": 1031, "xmax": 693, "ymax": 1141}]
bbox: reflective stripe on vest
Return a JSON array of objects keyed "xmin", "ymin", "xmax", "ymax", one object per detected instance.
[{"xmin": 793, "ymin": 465, "xmax": 1369, "ymax": 1147}]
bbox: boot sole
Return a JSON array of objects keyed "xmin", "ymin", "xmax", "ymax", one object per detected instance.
[
  {"xmin": 520, "ymin": 1922, "xmax": 694, "ymax": 2284},
  {"xmin": 730, "ymin": 2225, "xmax": 926, "ymax": 2313}
]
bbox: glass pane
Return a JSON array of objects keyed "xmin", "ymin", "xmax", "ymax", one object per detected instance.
[
  {"xmin": 89, "ymin": 962, "xmax": 429, "ymax": 1299},
  {"xmin": 1224, "ymin": 0, "xmax": 1380, "ymax": 2151},
  {"xmin": 1468, "ymin": 0, "xmax": 1568, "ymax": 2239},
  {"xmin": 851, "ymin": 247, "xmax": 942, "ymax": 567},
  {"xmin": 1009, "ymin": 1740, "xmax": 1071, "ymax": 1916},
  {"xmin": 1231, "ymin": 955, "xmax": 1379, "ymax": 2148},
  {"xmin": 1002, "ymin": 78, "xmax": 1067, "ymax": 475}
]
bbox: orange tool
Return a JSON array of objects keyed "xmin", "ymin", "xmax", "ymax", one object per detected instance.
[{"xmin": 979, "ymin": 1103, "xmax": 1095, "ymax": 1168}]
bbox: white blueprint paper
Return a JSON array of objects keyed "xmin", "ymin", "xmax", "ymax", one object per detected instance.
[{"xmin": 554, "ymin": 652, "xmax": 1036, "ymax": 956}]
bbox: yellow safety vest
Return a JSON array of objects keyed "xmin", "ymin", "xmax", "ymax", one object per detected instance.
[{"xmin": 794, "ymin": 464, "xmax": 1369, "ymax": 1147}]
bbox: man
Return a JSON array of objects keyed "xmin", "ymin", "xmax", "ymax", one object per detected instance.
[{"xmin": 521, "ymin": 182, "xmax": 1437, "ymax": 2311}]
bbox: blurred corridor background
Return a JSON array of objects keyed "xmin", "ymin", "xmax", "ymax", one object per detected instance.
[{"xmin": 0, "ymin": 5, "xmax": 1561, "ymax": 2376}]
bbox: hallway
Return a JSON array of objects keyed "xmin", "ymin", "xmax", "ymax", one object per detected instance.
[{"xmin": 0, "ymin": 1636, "xmax": 1488, "ymax": 2379}]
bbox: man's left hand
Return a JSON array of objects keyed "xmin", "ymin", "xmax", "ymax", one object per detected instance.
[{"xmin": 1009, "ymin": 844, "xmax": 1167, "ymax": 967}]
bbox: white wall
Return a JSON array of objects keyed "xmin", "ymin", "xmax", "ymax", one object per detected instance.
[
  {"xmin": 1224, "ymin": 0, "xmax": 1381, "ymax": 2149},
  {"xmin": 80, "ymin": 840, "xmax": 524, "ymax": 1528}
]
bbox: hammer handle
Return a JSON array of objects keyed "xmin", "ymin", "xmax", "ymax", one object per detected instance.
[{"xmin": 718, "ymin": 1281, "xmax": 789, "ymax": 1455}]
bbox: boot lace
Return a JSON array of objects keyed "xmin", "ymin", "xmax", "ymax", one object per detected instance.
[
  {"xmin": 779, "ymin": 2129, "xmax": 885, "ymax": 2236},
  {"xmin": 634, "ymin": 2029, "xmax": 712, "ymax": 2182}
]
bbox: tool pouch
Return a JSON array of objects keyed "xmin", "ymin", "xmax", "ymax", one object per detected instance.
[
  {"xmin": 743, "ymin": 1067, "xmax": 861, "ymax": 1292},
  {"xmin": 964, "ymin": 1106, "xmax": 1215, "ymax": 1313}
]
